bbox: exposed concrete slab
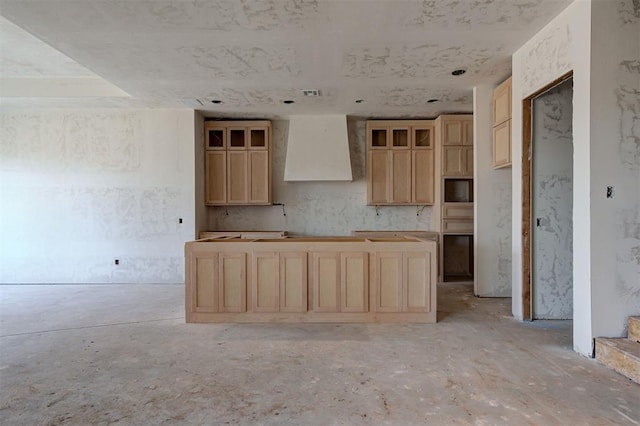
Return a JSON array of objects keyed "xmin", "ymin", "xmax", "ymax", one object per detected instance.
[{"xmin": 1, "ymin": 283, "xmax": 638, "ymax": 425}]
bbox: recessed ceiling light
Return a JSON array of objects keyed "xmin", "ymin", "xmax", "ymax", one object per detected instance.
[
  {"xmin": 427, "ymin": 99, "xmax": 439, "ymax": 103},
  {"xmin": 355, "ymin": 99, "xmax": 364, "ymax": 103},
  {"xmin": 283, "ymin": 100, "xmax": 295, "ymax": 104},
  {"xmin": 211, "ymin": 99, "xmax": 222, "ymax": 104},
  {"xmin": 451, "ymin": 69, "xmax": 466, "ymax": 76}
]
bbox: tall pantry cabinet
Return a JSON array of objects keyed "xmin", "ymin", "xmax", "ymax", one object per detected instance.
[{"xmin": 437, "ymin": 115, "xmax": 474, "ymax": 281}]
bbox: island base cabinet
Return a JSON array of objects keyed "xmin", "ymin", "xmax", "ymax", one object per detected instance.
[
  {"xmin": 219, "ymin": 253, "xmax": 247, "ymax": 313},
  {"xmin": 252, "ymin": 251, "xmax": 307, "ymax": 313},
  {"xmin": 185, "ymin": 239, "xmax": 436, "ymax": 323},
  {"xmin": 310, "ymin": 252, "xmax": 368, "ymax": 313},
  {"xmin": 373, "ymin": 251, "xmax": 434, "ymax": 314},
  {"xmin": 186, "ymin": 251, "xmax": 247, "ymax": 319}
]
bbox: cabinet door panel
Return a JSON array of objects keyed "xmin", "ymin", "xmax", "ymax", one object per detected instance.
[
  {"xmin": 443, "ymin": 146, "xmax": 463, "ymax": 176},
  {"xmin": 249, "ymin": 150, "xmax": 270, "ymax": 204},
  {"xmin": 312, "ymin": 252, "xmax": 340, "ymax": 312},
  {"xmin": 227, "ymin": 151, "xmax": 248, "ymax": 203},
  {"xmin": 493, "ymin": 120, "xmax": 511, "ymax": 168},
  {"xmin": 375, "ymin": 252, "xmax": 403, "ymax": 312},
  {"xmin": 493, "ymin": 78, "xmax": 511, "ymax": 126},
  {"xmin": 404, "ymin": 252, "xmax": 431, "ymax": 313},
  {"xmin": 391, "ymin": 150, "xmax": 411, "ymax": 203},
  {"xmin": 252, "ymin": 252, "xmax": 279, "ymax": 312},
  {"xmin": 205, "ymin": 152, "xmax": 226, "ymax": 204},
  {"xmin": 341, "ymin": 252, "xmax": 368, "ymax": 313},
  {"xmin": 444, "ymin": 121, "xmax": 463, "ymax": 145},
  {"xmin": 219, "ymin": 253, "xmax": 246, "ymax": 312},
  {"xmin": 412, "ymin": 150, "xmax": 434, "ymax": 204},
  {"xmin": 368, "ymin": 150, "xmax": 389, "ymax": 204},
  {"xmin": 280, "ymin": 252, "xmax": 307, "ymax": 313},
  {"xmin": 463, "ymin": 120, "xmax": 474, "ymax": 146},
  {"xmin": 464, "ymin": 146, "xmax": 474, "ymax": 176},
  {"xmin": 194, "ymin": 255, "xmax": 218, "ymax": 312}
]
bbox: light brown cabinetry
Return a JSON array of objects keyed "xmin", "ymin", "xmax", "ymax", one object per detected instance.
[
  {"xmin": 373, "ymin": 251, "xmax": 433, "ymax": 313},
  {"xmin": 493, "ymin": 77, "xmax": 512, "ymax": 168},
  {"xmin": 367, "ymin": 121, "xmax": 435, "ymax": 205},
  {"xmin": 205, "ymin": 121, "xmax": 271, "ymax": 205},
  {"xmin": 438, "ymin": 114, "xmax": 475, "ymax": 282},
  {"xmin": 311, "ymin": 251, "xmax": 368, "ymax": 313},
  {"xmin": 188, "ymin": 250, "xmax": 247, "ymax": 314},
  {"xmin": 185, "ymin": 238, "xmax": 437, "ymax": 323},
  {"xmin": 252, "ymin": 251, "xmax": 307, "ymax": 313},
  {"xmin": 440, "ymin": 115, "xmax": 473, "ymax": 177}
]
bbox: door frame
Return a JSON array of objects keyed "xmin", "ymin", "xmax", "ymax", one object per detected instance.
[{"xmin": 521, "ymin": 70, "xmax": 573, "ymax": 320}]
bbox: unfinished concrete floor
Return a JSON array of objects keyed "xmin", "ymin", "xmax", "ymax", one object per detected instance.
[{"xmin": 1, "ymin": 283, "xmax": 638, "ymax": 425}]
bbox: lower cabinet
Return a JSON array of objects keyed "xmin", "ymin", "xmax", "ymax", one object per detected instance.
[
  {"xmin": 310, "ymin": 251, "xmax": 368, "ymax": 313},
  {"xmin": 189, "ymin": 251, "xmax": 247, "ymax": 313},
  {"xmin": 252, "ymin": 251, "xmax": 307, "ymax": 313},
  {"xmin": 373, "ymin": 251, "xmax": 433, "ymax": 313}
]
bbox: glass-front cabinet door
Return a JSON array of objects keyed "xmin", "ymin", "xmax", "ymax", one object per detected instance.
[
  {"xmin": 228, "ymin": 128, "xmax": 247, "ymax": 149},
  {"xmin": 249, "ymin": 127, "xmax": 268, "ymax": 150},
  {"xmin": 369, "ymin": 127, "xmax": 388, "ymax": 148},
  {"xmin": 391, "ymin": 127, "xmax": 409, "ymax": 149},
  {"xmin": 206, "ymin": 127, "xmax": 225, "ymax": 150},
  {"xmin": 412, "ymin": 126, "xmax": 433, "ymax": 149}
]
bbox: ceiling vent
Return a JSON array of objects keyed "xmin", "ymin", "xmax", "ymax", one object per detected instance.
[
  {"xmin": 284, "ymin": 115, "xmax": 353, "ymax": 181},
  {"xmin": 302, "ymin": 89, "xmax": 321, "ymax": 97}
]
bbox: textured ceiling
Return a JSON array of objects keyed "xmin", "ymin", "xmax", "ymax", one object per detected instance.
[{"xmin": 0, "ymin": 0, "xmax": 574, "ymax": 118}]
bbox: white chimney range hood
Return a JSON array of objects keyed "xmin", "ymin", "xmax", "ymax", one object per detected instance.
[{"xmin": 284, "ymin": 115, "xmax": 353, "ymax": 182}]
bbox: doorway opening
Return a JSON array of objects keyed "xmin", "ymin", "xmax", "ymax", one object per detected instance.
[{"xmin": 522, "ymin": 71, "xmax": 574, "ymax": 321}]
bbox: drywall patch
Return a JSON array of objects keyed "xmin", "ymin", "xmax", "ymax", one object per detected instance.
[
  {"xmin": 521, "ymin": 24, "xmax": 572, "ymax": 96},
  {"xmin": 617, "ymin": 59, "xmax": 640, "ymax": 171},
  {"xmin": 342, "ymin": 44, "xmax": 496, "ymax": 79},
  {"xmin": 408, "ymin": 0, "xmax": 550, "ymax": 28},
  {"xmin": 0, "ymin": 111, "xmax": 142, "ymax": 172},
  {"xmin": 378, "ymin": 87, "xmax": 472, "ymax": 108},
  {"xmin": 144, "ymin": 0, "xmax": 320, "ymax": 30},
  {"xmin": 180, "ymin": 46, "xmax": 300, "ymax": 79},
  {"xmin": 618, "ymin": 0, "xmax": 640, "ymax": 23}
]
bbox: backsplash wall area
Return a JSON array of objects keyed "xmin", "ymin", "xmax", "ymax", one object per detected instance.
[{"xmin": 207, "ymin": 118, "xmax": 437, "ymax": 236}]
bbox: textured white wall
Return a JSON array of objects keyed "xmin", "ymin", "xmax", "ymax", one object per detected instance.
[
  {"xmin": 512, "ymin": 0, "xmax": 592, "ymax": 354},
  {"xmin": 473, "ymin": 85, "xmax": 512, "ymax": 297},
  {"xmin": 532, "ymin": 80, "xmax": 573, "ymax": 319},
  {"xmin": 589, "ymin": 0, "xmax": 640, "ymax": 339},
  {"xmin": 208, "ymin": 118, "xmax": 439, "ymax": 235},
  {"xmin": 0, "ymin": 109, "xmax": 196, "ymax": 284}
]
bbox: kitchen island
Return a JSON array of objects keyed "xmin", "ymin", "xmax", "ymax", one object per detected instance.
[{"xmin": 185, "ymin": 236, "xmax": 437, "ymax": 323}]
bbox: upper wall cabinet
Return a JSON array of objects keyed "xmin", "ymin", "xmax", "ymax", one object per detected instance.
[
  {"xmin": 492, "ymin": 77, "xmax": 512, "ymax": 169},
  {"xmin": 439, "ymin": 115, "xmax": 474, "ymax": 177},
  {"xmin": 366, "ymin": 120, "xmax": 435, "ymax": 205},
  {"xmin": 205, "ymin": 121, "xmax": 272, "ymax": 206}
]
